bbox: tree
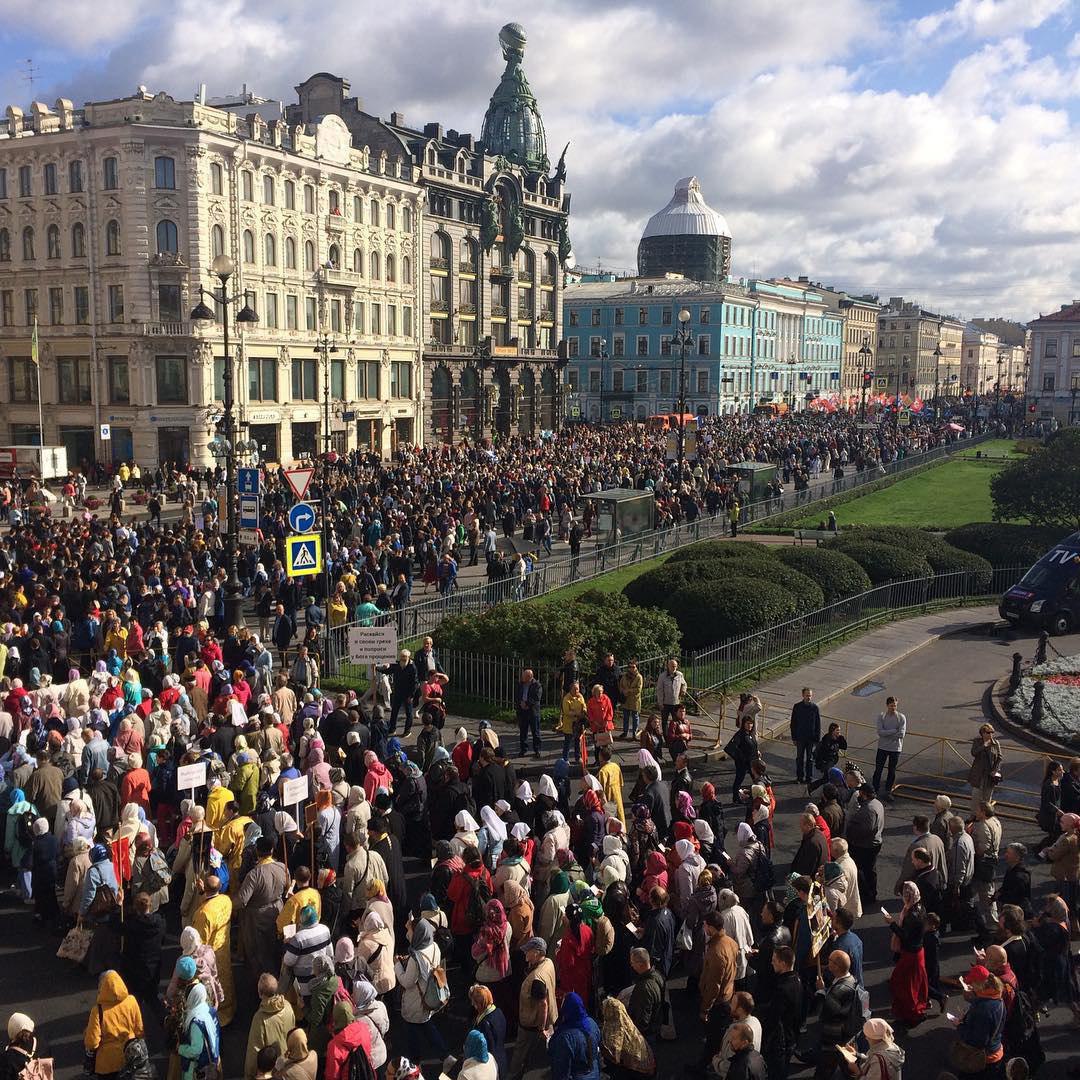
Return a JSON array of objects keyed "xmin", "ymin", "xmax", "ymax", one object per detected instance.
[{"xmin": 991, "ymin": 430, "xmax": 1080, "ymax": 530}]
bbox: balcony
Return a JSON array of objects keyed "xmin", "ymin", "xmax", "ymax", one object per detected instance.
[
  {"xmin": 430, "ymin": 256, "xmax": 449, "ymax": 272},
  {"xmin": 459, "ymin": 261, "xmax": 476, "ymax": 275},
  {"xmin": 517, "ymin": 270, "xmax": 534, "ymax": 283},
  {"xmin": 431, "ymin": 299, "xmax": 450, "ymax": 314},
  {"xmin": 458, "ymin": 302, "xmax": 476, "ymax": 315},
  {"xmin": 150, "ymin": 252, "xmax": 186, "ymax": 268},
  {"xmin": 520, "ymin": 347, "xmax": 557, "ymax": 358},
  {"xmin": 490, "ymin": 265, "xmax": 512, "ymax": 280},
  {"xmin": 325, "ymin": 213, "xmax": 347, "ymax": 233},
  {"xmin": 142, "ymin": 321, "xmax": 190, "ymax": 337},
  {"xmin": 540, "ymin": 274, "xmax": 556, "ymax": 286},
  {"xmin": 491, "ymin": 304, "xmax": 508, "ymax": 318}
]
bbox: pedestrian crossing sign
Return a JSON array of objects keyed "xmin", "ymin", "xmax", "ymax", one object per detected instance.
[{"xmin": 285, "ymin": 533, "xmax": 322, "ymax": 577}]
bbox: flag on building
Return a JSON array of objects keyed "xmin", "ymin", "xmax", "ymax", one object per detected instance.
[{"xmin": 30, "ymin": 317, "xmax": 38, "ymax": 364}]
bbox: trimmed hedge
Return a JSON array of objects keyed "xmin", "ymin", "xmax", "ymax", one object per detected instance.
[
  {"xmin": 922, "ymin": 543, "xmax": 994, "ymax": 592},
  {"xmin": 943, "ymin": 522, "xmax": 1067, "ymax": 570},
  {"xmin": 828, "ymin": 539, "xmax": 933, "ymax": 586},
  {"xmin": 773, "ymin": 547, "xmax": 873, "ymax": 604},
  {"xmin": 833, "ymin": 525, "xmax": 945, "ymax": 557},
  {"xmin": 667, "ymin": 540, "xmax": 774, "ymax": 564},
  {"xmin": 623, "ymin": 561, "xmax": 723, "ymax": 610},
  {"xmin": 665, "ymin": 577, "xmax": 799, "ymax": 649}
]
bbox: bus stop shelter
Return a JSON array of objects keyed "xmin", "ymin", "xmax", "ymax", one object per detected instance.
[
  {"xmin": 580, "ymin": 488, "xmax": 655, "ymax": 545},
  {"xmin": 728, "ymin": 461, "xmax": 777, "ymax": 501}
]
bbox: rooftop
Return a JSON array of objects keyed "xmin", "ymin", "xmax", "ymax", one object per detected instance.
[{"xmin": 641, "ymin": 176, "xmax": 730, "ymax": 240}]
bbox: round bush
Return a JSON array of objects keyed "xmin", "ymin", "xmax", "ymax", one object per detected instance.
[
  {"xmin": 667, "ymin": 540, "xmax": 774, "ymax": 564},
  {"xmin": 666, "ymin": 577, "xmax": 799, "ymax": 649},
  {"xmin": 830, "ymin": 540, "xmax": 932, "ymax": 586},
  {"xmin": 943, "ymin": 523, "xmax": 1067, "ymax": 570},
  {"xmin": 659, "ymin": 553, "xmax": 824, "ymax": 615},
  {"xmin": 774, "ymin": 546, "xmax": 873, "ymax": 604},
  {"xmin": 833, "ymin": 525, "xmax": 945, "ymax": 557},
  {"xmin": 623, "ymin": 561, "xmax": 724, "ymax": 610},
  {"xmin": 922, "ymin": 543, "xmax": 994, "ymax": 591}
]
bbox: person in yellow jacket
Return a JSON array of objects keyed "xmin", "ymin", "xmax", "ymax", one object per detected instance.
[
  {"xmin": 557, "ymin": 680, "xmax": 587, "ymax": 763},
  {"xmin": 83, "ymin": 970, "xmax": 144, "ymax": 1076},
  {"xmin": 617, "ymin": 660, "xmax": 644, "ymax": 740},
  {"xmin": 192, "ymin": 874, "xmax": 236, "ymax": 1026},
  {"xmin": 214, "ymin": 801, "xmax": 253, "ymax": 895},
  {"xmin": 596, "ymin": 743, "xmax": 626, "ymax": 827},
  {"xmin": 205, "ymin": 776, "xmax": 233, "ymax": 832},
  {"xmin": 276, "ymin": 865, "xmax": 322, "ymax": 937}
]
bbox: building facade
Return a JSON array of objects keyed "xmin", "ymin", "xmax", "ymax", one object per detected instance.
[
  {"xmin": 875, "ymin": 296, "xmax": 964, "ymax": 404},
  {"xmin": 0, "ymin": 90, "xmax": 424, "ymax": 469},
  {"xmin": 796, "ymin": 280, "xmax": 880, "ymax": 406},
  {"xmin": 297, "ymin": 24, "xmax": 571, "ymax": 445},
  {"xmin": 1026, "ymin": 302, "xmax": 1080, "ymax": 425},
  {"xmin": 562, "ymin": 275, "xmax": 844, "ymax": 419},
  {"xmin": 961, "ymin": 325, "xmax": 1025, "ymax": 399}
]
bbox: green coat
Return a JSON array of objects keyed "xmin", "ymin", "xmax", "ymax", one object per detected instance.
[{"xmin": 243, "ymin": 994, "xmax": 296, "ymax": 1080}]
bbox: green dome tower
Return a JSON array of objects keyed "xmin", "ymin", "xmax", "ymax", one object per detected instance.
[{"xmin": 481, "ymin": 23, "xmax": 549, "ymax": 172}]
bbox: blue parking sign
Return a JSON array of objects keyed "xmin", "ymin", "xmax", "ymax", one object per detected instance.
[{"xmin": 237, "ymin": 468, "xmax": 260, "ymax": 495}]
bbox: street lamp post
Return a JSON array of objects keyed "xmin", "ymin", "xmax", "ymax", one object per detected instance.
[
  {"xmin": 673, "ymin": 308, "xmax": 694, "ymax": 475},
  {"xmin": 1071, "ymin": 374, "xmax": 1080, "ymax": 426},
  {"xmin": 996, "ymin": 350, "xmax": 1006, "ymax": 421},
  {"xmin": 858, "ymin": 337, "xmax": 872, "ymax": 420},
  {"xmin": 932, "ymin": 343, "xmax": 942, "ymax": 420},
  {"xmin": 190, "ymin": 254, "xmax": 258, "ymax": 630},
  {"xmin": 597, "ymin": 340, "xmax": 609, "ymax": 424}
]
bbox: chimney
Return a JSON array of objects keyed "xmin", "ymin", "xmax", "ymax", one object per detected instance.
[
  {"xmin": 198, "ymin": 83, "xmax": 207, "ymax": 105},
  {"xmin": 390, "ymin": 111, "xmax": 405, "ymax": 127},
  {"xmin": 423, "ymin": 122, "xmax": 442, "ymax": 139}
]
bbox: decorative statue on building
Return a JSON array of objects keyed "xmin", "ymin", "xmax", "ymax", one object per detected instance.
[
  {"xmin": 557, "ymin": 217, "xmax": 572, "ymax": 268},
  {"xmin": 553, "ymin": 141, "xmax": 569, "ymax": 185},
  {"xmin": 480, "ymin": 196, "xmax": 500, "ymax": 252},
  {"xmin": 504, "ymin": 200, "xmax": 525, "ymax": 258}
]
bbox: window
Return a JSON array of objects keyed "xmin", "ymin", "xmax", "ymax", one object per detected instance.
[
  {"xmin": 46, "ymin": 225, "xmax": 60, "ymax": 259},
  {"xmin": 285, "ymin": 237, "xmax": 297, "ymax": 269},
  {"xmin": 9, "ymin": 358, "xmax": 38, "ymax": 402},
  {"xmin": 18, "ymin": 165, "xmax": 32, "ymax": 197},
  {"xmin": 71, "ymin": 222, "xmax": 85, "ymax": 258},
  {"xmin": 353, "ymin": 301, "xmax": 365, "ymax": 333},
  {"xmin": 210, "ymin": 224, "xmax": 225, "ymax": 259},
  {"xmin": 698, "ymin": 334, "xmax": 710, "ymax": 356},
  {"xmin": 660, "ymin": 336, "xmax": 672, "ymax": 357},
  {"xmin": 0, "ymin": 230, "xmax": 7, "ymax": 261},
  {"xmin": 357, "ymin": 361, "xmax": 380, "ymax": 399},
  {"xmin": 403, "ymin": 306, "xmax": 413, "ymax": 337},
  {"xmin": 304, "ymin": 240, "xmax": 315, "ymax": 272},
  {"xmin": 370, "ymin": 200, "xmax": 380, "ymax": 226},
  {"xmin": 660, "ymin": 370, "xmax": 672, "ymax": 395},
  {"xmin": 370, "ymin": 251, "xmax": 381, "ymax": 279},
  {"xmin": 154, "ymin": 156, "xmax": 175, "ymax": 189},
  {"xmin": 637, "ymin": 336, "xmax": 648, "ymax": 357},
  {"xmin": 212, "ymin": 357, "xmax": 225, "ymax": 401},
  {"xmin": 589, "ymin": 369, "xmax": 600, "ymax": 392},
  {"xmin": 567, "ymin": 368, "xmax": 580, "ymax": 392},
  {"xmin": 0, "ymin": 169, "xmax": 6, "ymax": 198},
  {"xmin": 566, "ymin": 338, "xmax": 579, "ymax": 358},
  {"xmin": 105, "ymin": 220, "xmax": 121, "ymax": 256},
  {"xmin": 589, "ymin": 336, "xmax": 604, "ymax": 358},
  {"xmin": 612, "ymin": 336, "xmax": 624, "ymax": 357},
  {"xmin": 0, "ymin": 290, "xmax": 11, "ymax": 327},
  {"xmin": 1043, "ymin": 374, "xmax": 1056, "ymax": 391},
  {"xmin": 241, "ymin": 171, "xmax": 254, "ymax": 201},
  {"xmin": 153, "ymin": 283, "xmax": 180, "ymax": 322},
  {"xmin": 108, "ymin": 284, "xmax": 124, "ymax": 322},
  {"xmin": 285, "ymin": 180, "xmax": 295, "ymax": 209},
  {"xmin": 108, "ymin": 356, "xmax": 129, "ymax": 403},
  {"xmin": 662, "ymin": 309, "xmax": 672, "ymax": 326},
  {"xmin": 57, "ymin": 357, "xmax": 91, "ymax": 402},
  {"xmin": 328, "ymin": 244, "xmax": 341, "ymax": 270},
  {"xmin": 385, "ymin": 254, "xmax": 395, "ymax": 282},
  {"xmin": 696, "ymin": 370, "xmax": 708, "ymax": 393},
  {"xmin": 210, "ymin": 162, "xmax": 223, "ymax": 195},
  {"xmin": 48, "ymin": 287, "xmax": 63, "ymax": 325},
  {"xmin": 304, "ymin": 185, "xmax": 315, "ymax": 214},
  {"xmin": 156, "ymin": 219, "xmax": 178, "ymax": 254},
  {"xmin": 636, "ymin": 369, "xmax": 648, "ymax": 393},
  {"xmin": 390, "ymin": 361, "xmax": 412, "ymax": 398},
  {"xmin": 639, "ymin": 308, "xmax": 648, "ymax": 325},
  {"xmin": 591, "ymin": 309, "xmax": 601, "ymax": 327},
  {"xmin": 291, "ymin": 359, "xmax": 318, "ymax": 400},
  {"xmin": 155, "ymin": 355, "xmax": 188, "ymax": 403},
  {"xmin": 351, "ymin": 247, "xmax": 364, "ymax": 275},
  {"xmin": 403, "ymin": 205, "xmax": 412, "ymax": 231},
  {"xmin": 387, "ymin": 304, "xmax": 398, "ymax": 336},
  {"xmin": 249, "ymin": 357, "xmax": 278, "ymax": 401},
  {"xmin": 22, "ymin": 227, "xmax": 34, "ymax": 261},
  {"xmin": 264, "ymin": 233, "xmax": 276, "ymax": 266},
  {"xmin": 74, "ymin": 286, "xmax": 89, "ymax": 325},
  {"xmin": 568, "ymin": 310, "xmax": 579, "ymax": 327},
  {"xmin": 402, "ymin": 256, "xmax": 412, "ymax": 284},
  {"xmin": 371, "ymin": 303, "xmax": 382, "ymax": 335},
  {"xmin": 353, "ymin": 195, "xmax": 363, "ymax": 222},
  {"xmin": 24, "ymin": 288, "xmax": 37, "ymax": 323},
  {"xmin": 263, "ymin": 175, "xmax": 275, "ymax": 205},
  {"xmin": 1045, "ymin": 340, "xmax": 1057, "ymax": 358},
  {"xmin": 386, "ymin": 203, "xmax": 396, "ymax": 230},
  {"xmin": 305, "ymin": 297, "xmax": 317, "ymax": 331},
  {"xmin": 612, "ymin": 369, "xmax": 624, "ymax": 392},
  {"xmin": 701, "ymin": 307, "xmax": 710, "ymax": 324},
  {"xmin": 263, "ymin": 293, "xmax": 278, "ymax": 329},
  {"xmin": 330, "ymin": 299, "xmax": 343, "ymax": 333},
  {"xmin": 243, "ymin": 230, "xmax": 255, "ymax": 264}
]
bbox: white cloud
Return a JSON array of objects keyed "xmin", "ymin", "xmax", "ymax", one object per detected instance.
[
  {"xmin": 911, "ymin": 0, "xmax": 1070, "ymax": 43},
  {"xmin": 0, "ymin": 0, "xmax": 144, "ymax": 49}
]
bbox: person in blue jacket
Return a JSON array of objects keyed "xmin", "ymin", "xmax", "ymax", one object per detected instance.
[{"xmin": 548, "ymin": 991, "xmax": 601, "ymax": 1080}]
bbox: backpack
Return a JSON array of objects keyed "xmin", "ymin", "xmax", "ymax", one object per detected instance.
[
  {"xmin": 751, "ymin": 845, "xmax": 775, "ymax": 894},
  {"xmin": 346, "ymin": 1043, "xmax": 376, "ymax": 1080},
  {"xmin": 15, "ymin": 808, "xmax": 36, "ymax": 848},
  {"xmin": 465, "ymin": 871, "xmax": 492, "ymax": 929},
  {"xmin": 421, "ymin": 961, "xmax": 451, "ymax": 1013},
  {"xmin": 142, "ymin": 848, "xmax": 172, "ymax": 893}
]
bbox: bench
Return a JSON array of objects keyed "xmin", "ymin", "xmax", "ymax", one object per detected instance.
[{"xmin": 793, "ymin": 528, "xmax": 838, "ymax": 546}]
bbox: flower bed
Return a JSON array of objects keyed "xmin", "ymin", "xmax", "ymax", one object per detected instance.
[{"xmin": 1007, "ymin": 652, "xmax": 1080, "ymax": 746}]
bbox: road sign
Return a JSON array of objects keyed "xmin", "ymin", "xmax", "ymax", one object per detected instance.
[
  {"xmin": 347, "ymin": 625, "xmax": 399, "ymax": 666},
  {"xmin": 237, "ymin": 467, "xmax": 260, "ymax": 495},
  {"xmin": 239, "ymin": 494, "xmax": 259, "ymax": 530},
  {"xmin": 570, "ymin": 405, "xmax": 581, "ymax": 418},
  {"xmin": 288, "ymin": 501, "xmax": 317, "ymax": 533},
  {"xmin": 99, "ymin": 424, "xmax": 111, "ymax": 441},
  {"xmin": 239, "ymin": 528, "xmax": 260, "ymax": 545},
  {"xmin": 283, "ymin": 465, "xmax": 315, "ymax": 501},
  {"xmin": 286, "ymin": 532, "xmax": 323, "ymax": 577},
  {"xmin": 875, "ymin": 377, "xmax": 888, "ymax": 389},
  {"xmin": 610, "ymin": 406, "xmax": 622, "ymax": 420}
]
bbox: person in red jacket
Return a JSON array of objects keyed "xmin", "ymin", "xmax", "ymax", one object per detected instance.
[
  {"xmin": 446, "ymin": 845, "xmax": 494, "ymax": 965},
  {"xmin": 586, "ymin": 685, "xmax": 614, "ymax": 753},
  {"xmin": 119, "ymin": 753, "xmax": 152, "ymax": 812},
  {"xmin": 324, "ymin": 998, "xmax": 374, "ymax": 1080}
]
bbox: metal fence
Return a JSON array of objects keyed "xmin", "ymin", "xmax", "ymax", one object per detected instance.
[
  {"xmin": 331, "ymin": 432, "xmax": 993, "ymax": 648},
  {"xmin": 335, "ymin": 564, "xmax": 1023, "ymax": 709}
]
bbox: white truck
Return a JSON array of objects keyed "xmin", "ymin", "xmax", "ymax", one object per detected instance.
[{"xmin": 0, "ymin": 445, "xmax": 70, "ymax": 482}]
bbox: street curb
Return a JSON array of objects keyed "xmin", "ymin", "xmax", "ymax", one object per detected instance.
[{"xmin": 986, "ymin": 674, "xmax": 1074, "ymax": 755}]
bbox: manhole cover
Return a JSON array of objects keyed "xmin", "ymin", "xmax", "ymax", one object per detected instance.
[{"xmin": 852, "ymin": 680, "xmax": 886, "ymax": 697}]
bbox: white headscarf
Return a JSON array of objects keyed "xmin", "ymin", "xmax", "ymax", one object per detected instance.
[
  {"xmin": 693, "ymin": 819, "xmax": 715, "ymax": 845},
  {"xmin": 481, "ymin": 805, "xmax": 507, "ymax": 843},
  {"xmin": 547, "ymin": 810, "xmax": 567, "ymax": 830},
  {"xmin": 602, "ymin": 834, "xmax": 624, "ymax": 857},
  {"xmin": 638, "ymin": 748, "xmax": 660, "ymax": 773},
  {"xmin": 510, "ymin": 822, "xmax": 531, "ymax": 841},
  {"xmin": 736, "ymin": 821, "xmax": 756, "ymax": 846},
  {"xmin": 536, "ymin": 775, "xmax": 558, "ymax": 800},
  {"xmin": 454, "ymin": 809, "xmax": 480, "ymax": 833},
  {"xmin": 582, "ymin": 774, "xmax": 602, "ymax": 792},
  {"xmin": 675, "ymin": 838, "xmax": 695, "ymax": 861},
  {"xmin": 515, "ymin": 781, "xmax": 534, "ymax": 803}
]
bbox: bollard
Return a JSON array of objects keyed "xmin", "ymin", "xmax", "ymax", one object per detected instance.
[
  {"xmin": 1032, "ymin": 680, "xmax": 1045, "ymax": 727},
  {"xmin": 1009, "ymin": 652, "xmax": 1024, "ymax": 692},
  {"xmin": 1035, "ymin": 630, "xmax": 1049, "ymax": 667}
]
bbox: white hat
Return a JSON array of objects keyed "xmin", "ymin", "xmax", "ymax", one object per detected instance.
[
  {"xmin": 7, "ymin": 1013, "xmax": 34, "ymax": 1040},
  {"xmin": 511, "ymin": 822, "xmax": 531, "ymax": 840}
]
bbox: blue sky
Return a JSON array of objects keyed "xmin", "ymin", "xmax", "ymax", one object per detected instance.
[{"xmin": 1, "ymin": 0, "xmax": 1079, "ymax": 319}]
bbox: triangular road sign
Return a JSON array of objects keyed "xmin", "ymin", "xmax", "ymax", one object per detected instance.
[
  {"xmin": 292, "ymin": 543, "xmax": 316, "ymax": 568},
  {"xmin": 282, "ymin": 465, "xmax": 315, "ymax": 501}
]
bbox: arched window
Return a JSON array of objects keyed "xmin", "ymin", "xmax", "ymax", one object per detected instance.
[
  {"xmin": 403, "ymin": 205, "xmax": 412, "ymax": 231},
  {"xmin": 243, "ymin": 229, "xmax": 255, "ymax": 264},
  {"xmin": 68, "ymin": 160, "xmax": 83, "ymax": 193},
  {"xmin": 385, "ymin": 254, "xmax": 395, "ymax": 282},
  {"xmin": 210, "ymin": 162, "xmax": 223, "ymax": 195},
  {"xmin": 329, "ymin": 190, "xmax": 340, "ymax": 214},
  {"xmin": 285, "ymin": 236, "xmax": 297, "ymax": 269},
  {"xmin": 0, "ymin": 229, "xmax": 9, "ymax": 262},
  {"xmin": 264, "ymin": 233, "xmax": 276, "ymax": 266},
  {"xmin": 328, "ymin": 244, "xmax": 341, "ymax": 270},
  {"xmin": 386, "ymin": 203, "xmax": 396, "ymax": 230},
  {"xmin": 544, "ymin": 252, "xmax": 557, "ymax": 281},
  {"xmin": 22, "ymin": 226, "xmax": 35, "ymax": 261},
  {"xmin": 105, "ymin": 220, "xmax": 121, "ymax": 257},
  {"xmin": 431, "ymin": 231, "xmax": 451, "ymax": 265},
  {"xmin": 353, "ymin": 247, "xmax": 364, "ymax": 275},
  {"xmin": 304, "ymin": 185, "xmax": 315, "ymax": 214},
  {"xmin": 284, "ymin": 180, "xmax": 296, "ymax": 209},
  {"xmin": 304, "ymin": 239, "xmax": 315, "ymax": 271},
  {"xmin": 426, "ymin": 147, "xmax": 437, "ymax": 166},
  {"xmin": 370, "ymin": 251, "xmax": 381, "ymax": 279},
  {"xmin": 462, "ymin": 236, "xmax": 477, "ymax": 270},
  {"xmin": 402, "ymin": 255, "xmax": 411, "ymax": 284},
  {"xmin": 263, "ymin": 175, "xmax": 275, "ymax": 205},
  {"xmin": 241, "ymin": 171, "xmax": 254, "ymax": 202},
  {"xmin": 211, "ymin": 224, "xmax": 225, "ymax": 258},
  {"xmin": 156, "ymin": 219, "xmax": 178, "ymax": 254},
  {"xmin": 353, "ymin": 195, "xmax": 363, "ymax": 222},
  {"xmin": 46, "ymin": 224, "xmax": 61, "ymax": 259},
  {"xmin": 71, "ymin": 222, "xmax": 85, "ymax": 258},
  {"xmin": 370, "ymin": 199, "xmax": 380, "ymax": 227}
]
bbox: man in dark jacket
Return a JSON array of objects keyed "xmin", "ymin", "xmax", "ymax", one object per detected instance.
[
  {"xmin": 727, "ymin": 1023, "xmax": 768, "ymax": 1080},
  {"xmin": 790, "ymin": 687, "xmax": 821, "ymax": 786},
  {"xmin": 790, "ymin": 813, "xmax": 829, "ymax": 877},
  {"xmin": 642, "ymin": 886, "xmax": 676, "ymax": 978},
  {"xmin": 369, "ymin": 817, "xmax": 407, "ymax": 947},
  {"xmin": 271, "ymin": 604, "xmax": 295, "ymax": 664},
  {"xmin": 627, "ymin": 947, "xmax": 665, "ymax": 1039},
  {"xmin": 642, "ymin": 766, "xmax": 671, "ymax": 837},
  {"xmin": 515, "ymin": 668, "xmax": 543, "ymax": 759},
  {"xmin": 379, "ymin": 649, "xmax": 420, "ymax": 736},
  {"xmin": 912, "ymin": 849, "xmax": 945, "ymax": 918},
  {"xmin": 763, "ymin": 945, "xmax": 803, "ymax": 1080},
  {"xmin": 472, "ymin": 746, "xmax": 515, "ymax": 808},
  {"xmin": 591, "ymin": 652, "xmax": 621, "ymax": 706},
  {"xmin": 801, "ymin": 951, "xmax": 860, "ymax": 1080},
  {"xmin": 117, "ymin": 891, "xmax": 166, "ymax": 1001}
]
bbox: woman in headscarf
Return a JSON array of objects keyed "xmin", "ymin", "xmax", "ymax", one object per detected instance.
[
  {"xmin": 599, "ymin": 834, "xmax": 630, "ymax": 885},
  {"xmin": 638, "ymin": 714, "xmax": 664, "ymax": 763},
  {"xmin": 534, "ymin": 809, "xmax": 570, "ymax": 901},
  {"xmin": 468, "ymin": 984, "xmax": 508, "ymax": 1079},
  {"xmin": 573, "ymin": 789, "xmax": 607, "ymax": 870},
  {"xmin": 229, "ymin": 750, "xmax": 260, "ymax": 816},
  {"xmin": 356, "ymin": 908, "xmax": 396, "ymax": 994},
  {"xmin": 172, "ymin": 804, "xmax": 214, "ymax": 923},
  {"xmin": 83, "ymin": 970, "xmax": 144, "ymax": 1079},
  {"xmin": 840, "ymin": 1018, "xmax": 905, "ymax": 1080},
  {"xmin": 362, "ymin": 750, "xmax": 393, "ymax": 805},
  {"xmin": 451, "ymin": 809, "xmax": 481, "ymax": 858},
  {"xmin": 351, "ymin": 978, "xmax": 389, "ymax": 1073},
  {"xmin": 539, "ymin": 870, "xmax": 572, "ymax": 955},
  {"xmin": 274, "ymin": 1026, "xmax": 318, "ymax": 1080},
  {"xmin": 305, "ymin": 742, "xmax": 333, "ymax": 793},
  {"xmin": 548, "ymin": 991, "xmax": 601, "ymax": 1080},
  {"xmin": 500, "ymin": 878, "xmax": 535, "ymax": 953},
  {"xmin": 671, "ymin": 837, "xmax": 705, "ymax": 918},
  {"xmin": 344, "ymin": 785, "xmax": 372, "ymax": 844},
  {"xmin": 166, "ymin": 927, "xmax": 224, "ymax": 1014},
  {"xmin": 480, "ymin": 804, "xmax": 508, "ymax": 867},
  {"xmin": 627, "ymin": 803, "xmax": 659, "ymax": 883},
  {"xmin": 682, "ymin": 866, "xmax": 718, "ymax": 982},
  {"xmin": 460, "ymin": 1029, "xmax": 497, "ymax": 1080},
  {"xmin": 494, "ymin": 835, "xmax": 531, "ymax": 895},
  {"xmin": 636, "ymin": 850, "xmax": 669, "ymax": 907},
  {"xmin": 885, "ymin": 879, "xmax": 928, "ymax": 1024},
  {"xmin": 393, "ymin": 917, "xmax": 449, "ymax": 1065},
  {"xmin": 62, "ymin": 835, "xmax": 93, "ymax": 918},
  {"xmin": 177, "ymin": 981, "xmax": 220, "ymax": 1080},
  {"xmin": 731, "ymin": 821, "xmax": 767, "ymax": 909},
  {"xmin": 600, "ymin": 995, "xmax": 656, "ymax": 1078},
  {"xmin": 305, "ymin": 954, "xmax": 343, "ymax": 1055},
  {"xmin": 364, "ymin": 878, "xmax": 394, "ymax": 934},
  {"xmin": 556, "ymin": 903, "xmax": 594, "ymax": 1007},
  {"xmin": 718, "ymin": 888, "xmax": 755, "ymax": 982},
  {"xmin": 4, "ymin": 787, "xmax": 35, "ymax": 901},
  {"xmin": 451, "ymin": 726, "xmax": 474, "ymax": 782},
  {"xmin": 61, "ymin": 796, "xmax": 96, "ymax": 855}
]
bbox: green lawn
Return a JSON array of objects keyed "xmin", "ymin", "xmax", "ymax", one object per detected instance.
[
  {"xmin": 953, "ymin": 438, "xmax": 1025, "ymax": 460},
  {"xmin": 532, "ymin": 552, "xmax": 672, "ymax": 605},
  {"xmin": 794, "ymin": 457, "xmax": 1016, "ymax": 529}
]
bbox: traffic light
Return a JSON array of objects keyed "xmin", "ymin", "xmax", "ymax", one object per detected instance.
[
  {"xmin": 862, "ymin": 371, "xmax": 873, "ymax": 387},
  {"xmin": 1029, "ymin": 404, "xmax": 1036, "ymax": 413}
]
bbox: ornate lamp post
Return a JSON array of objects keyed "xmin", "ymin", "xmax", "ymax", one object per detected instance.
[
  {"xmin": 190, "ymin": 254, "xmax": 258, "ymax": 629},
  {"xmin": 858, "ymin": 336, "xmax": 872, "ymax": 420},
  {"xmin": 672, "ymin": 308, "xmax": 694, "ymax": 474}
]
